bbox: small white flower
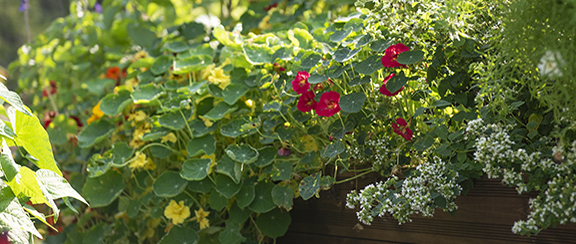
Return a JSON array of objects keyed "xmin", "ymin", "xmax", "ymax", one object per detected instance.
[{"xmin": 537, "ymin": 50, "xmax": 564, "ymax": 77}]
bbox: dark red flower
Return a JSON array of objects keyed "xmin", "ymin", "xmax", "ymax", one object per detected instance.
[
  {"xmin": 297, "ymin": 91, "xmax": 317, "ymax": 113},
  {"xmin": 42, "ymin": 80, "xmax": 57, "ymax": 97},
  {"xmin": 381, "ymin": 43, "xmax": 410, "ymax": 68},
  {"xmin": 43, "ymin": 111, "xmax": 57, "ymax": 128},
  {"xmin": 273, "ymin": 63, "xmax": 286, "ymax": 73},
  {"xmin": 392, "ymin": 118, "xmax": 413, "ymax": 141},
  {"xmin": 0, "ymin": 230, "xmax": 9, "ymax": 244},
  {"xmin": 69, "ymin": 115, "xmax": 84, "ymax": 128},
  {"xmin": 315, "ymin": 91, "xmax": 341, "ymax": 117},
  {"xmin": 106, "ymin": 66, "xmax": 121, "ymax": 80},
  {"xmin": 292, "ymin": 71, "xmax": 310, "ymax": 94},
  {"xmin": 264, "ymin": 2, "xmax": 278, "ymax": 11},
  {"xmin": 278, "ymin": 147, "xmax": 291, "ymax": 156},
  {"xmin": 380, "ymin": 73, "xmax": 403, "ymax": 96}
]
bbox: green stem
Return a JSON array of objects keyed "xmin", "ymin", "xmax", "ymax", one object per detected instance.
[{"xmin": 334, "ymin": 169, "xmax": 376, "ymax": 185}]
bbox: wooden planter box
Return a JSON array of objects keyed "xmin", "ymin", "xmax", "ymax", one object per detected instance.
[{"xmin": 278, "ymin": 173, "xmax": 576, "ymax": 243}]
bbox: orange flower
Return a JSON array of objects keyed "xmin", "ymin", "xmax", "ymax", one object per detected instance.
[
  {"xmin": 87, "ymin": 101, "xmax": 104, "ymax": 125},
  {"xmin": 106, "ymin": 66, "xmax": 121, "ymax": 80}
]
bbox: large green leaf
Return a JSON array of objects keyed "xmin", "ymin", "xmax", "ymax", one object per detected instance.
[
  {"xmin": 271, "ymin": 162, "xmax": 293, "ymax": 181},
  {"xmin": 225, "ymin": 144, "xmax": 259, "ymax": 164},
  {"xmin": 385, "ymin": 71, "xmax": 408, "ymax": 94},
  {"xmin": 216, "ymin": 155, "xmax": 242, "ymax": 184},
  {"xmin": 229, "ymin": 203, "xmax": 251, "ymax": 224},
  {"xmin": 299, "ymin": 173, "xmax": 321, "ymax": 200},
  {"xmin": 219, "ymin": 221, "xmax": 246, "ymax": 244},
  {"xmin": 10, "ymin": 108, "xmax": 62, "ymax": 175},
  {"xmin": 181, "ymin": 158, "xmax": 212, "ymax": 181},
  {"xmin": 151, "ymin": 55, "xmax": 173, "ymax": 75},
  {"xmin": 243, "ymin": 43, "xmax": 274, "ymax": 65},
  {"xmin": 339, "ymin": 92, "xmax": 366, "ymax": 113},
  {"xmin": 186, "ymin": 135, "xmax": 216, "ymax": 156},
  {"xmin": 158, "ymin": 111, "xmax": 186, "ymax": 130},
  {"xmin": 248, "ymin": 181, "xmax": 276, "ymax": 213},
  {"xmin": 333, "ymin": 47, "xmax": 361, "ymax": 62},
  {"xmin": 159, "ymin": 226, "xmax": 199, "ymax": 244},
  {"xmin": 220, "ymin": 116, "xmax": 259, "ymax": 138},
  {"xmin": 83, "ymin": 223, "xmax": 106, "ymax": 244},
  {"xmin": 77, "ymin": 120, "xmax": 115, "ymax": 148},
  {"xmin": 235, "ymin": 184, "xmax": 255, "ymax": 209},
  {"xmin": 271, "ymin": 184, "xmax": 294, "ymax": 210},
  {"xmin": 127, "ymin": 23, "xmax": 156, "ymax": 49},
  {"xmin": 173, "ymin": 56, "xmax": 205, "ymax": 74},
  {"xmin": 153, "ymin": 171, "xmax": 187, "ymax": 197},
  {"xmin": 131, "ymin": 83, "xmax": 165, "ymax": 104},
  {"xmin": 36, "ymin": 169, "xmax": 88, "ymax": 205},
  {"xmin": 355, "ymin": 55, "xmax": 382, "ymax": 75},
  {"xmin": 397, "ymin": 50, "xmax": 425, "ymax": 65},
  {"xmin": 214, "ymin": 174, "xmax": 242, "ymax": 199},
  {"xmin": 320, "ymin": 141, "xmax": 345, "ymax": 159},
  {"xmin": 254, "ymin": 147, "xmax": 276, "ymax": 168},
  {"xmin": 299, "ymin": 51, "xmax": 322, "ymax": 70},
  {"xmin": 187, "ymin": 178, "xmax": 214, "ymax": 193},
  {"xmin": 223, "ymin": 84, "xmax": 250, "ymax": 105},
  {"xmin": 0, "ymin": 82, "xmax": 32, "ymax": 116},
  {"xmin": 255, "ymin": 208, "xmax": 291, "ymax": 238},
  {"xmin": 8, "ymin": 167, "xmax": 56, "ymax": 214},
  {"xmin": 82, "ymin": 170, "xmax": 125, "ymax": 207},
  {"xmin": 0, "ymin": 184, "xmax": 42, "ymax": 243},
  {"xmin": 202, "ymin": 102, "xmax": 237, "ymax": 120},
  {"xmin": 0, "ymin": 119, "xmax": 16, "ymax": 140},
  {"xmin": 209, "ymin": 188, "xmax": 228, "ymax": 212},
  {"xmin": 99, "ymin": 89, "xmax": 132, "ymax": 116}
]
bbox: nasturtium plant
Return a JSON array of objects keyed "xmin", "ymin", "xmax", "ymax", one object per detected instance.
[{"xmin": 6, "ymin": 0, "xmax": 576, "ymax": 243}]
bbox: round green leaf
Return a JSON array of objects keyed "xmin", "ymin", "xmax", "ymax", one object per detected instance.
[
  {"xmin": 219, "ymin": 221, "xmax": 246, "ymax": 244},
  {"xmin": 243, "ymin": 43, "xmax": 274, "ymax": 65},
  {"xmin": 254, "ymin": 147, "xmax": 276, "ymax": 167},
  {"xmin": 256, "ymin": 208, "xmax": 291, "ymax": 238},
  {"xmin": 339, "ymin": 92, "xmax": 366, "ymax": 113},
  {"xmin": 99, "ymin": 89, "xmax": 132, "ymax": 116},
  {"xmin": 77, "ymin": 120, "xmax": 115, "ymax": 148},
  {"xmin": 329, "ymin": 28, "xmax": 353, "ymax": 43},
  {"xmin": 320, "ymin": 141, "xmax": 345, "ymax": 159},
  {"xmin": 82, "ymin": 170, "xmax": 125, "ymax": 208},
  {"xmin": 236, "ymin": 184, "xmax": 255, "ymax": 209},
  {"xmin": 223, "ymin": 84, "xmax": 250, "ymax": 105},
  {"xmin": 385, "ymin": 71, "xmax": 408, "ymax": 94},
  {"xmin": 158, "ymin": 111, "xmax": 186, "ymax": 130},
  {"xmin": 187, "ymin": 178, "xmax": 214, "ymax": 194},
  {"xmin": 202, "ymin": 102, "xmax": 237, "ymax": 121},
  {"xmin": 186, "ymin": 135, "xmax": 216, "ymax": 157},
  {"xmin": 272, "ymin": 184, "xmax": 294, "ymax": 210},
  {"xmin": 215, "ymin": 174, "xmax": 242, "ymax": 199},
  {"xmin": 248, "ymin": 181, "xmax": 276, "ymax": 213},
  {"xmin": 151, "ymin": 55, "xmax": 172, "ymax": 75},
  {"xmin": 173, "ymin": 56, "xmax": 205, "ymax": 74},
  {"xmin": 299, "ymin": 173, "xmax": 321, "ymax": 200},
  {"xmin": 333, "ymin": 47, "xmax": 361, "ymax": 62},
  {"xmin": 126, "ymin": 199, "xmax": 141, "ymax": 218},
  {"xmin": 229, "ymin": 203, "xmax": 251, "ymax": 224},
  {"xmin": 299, "ymin": 51, "xmax": 322, "ymax": 70},
  {"xmin": 225, "ymin": 144, "xmax": 259, "ymax": 164},
  {"xmin": 159, "ymin": 226, "xmax": 199, "ymax": 244},
  {"xmin": 220, "ymin": 116, "xmax": 259, "ymax": 138},
  {"xmin": 397, "ymin": 50, "xmax": 425, "ymax": 65},
  {"xmin": 355, "ymin": 55, "xmax": 382, "ymax": 75},
  {"xmin": 349, "ymin": 76, "xmax": 371, "ymax": 87},
  {"xmin": 86, "ymin": 153, "xmax": 113, "ymax": 178},
  {"xmin": 153, "ymin": 171, "xmax": 187, "ymax": 197},
  {"xmin": 209, "ymin": 188, "xmax": 228, "ymax": 211},
  {"xmin": 271, "ymin": 162, "xmax": 293, "ymax": 181},
  {"xmin": 216, "ymin": 155, "xmax": 242, "ymax": 184},
  {"xmin": 131, "ymin": 83, "xmax": 165, "ymax": 104},
  {"xmin": 181, "ymin": 158, "xmax": 212, "ymax": 181},
  {"xmin": 163, "ymin": 41, "xmax": 189, "ymax": 53}
]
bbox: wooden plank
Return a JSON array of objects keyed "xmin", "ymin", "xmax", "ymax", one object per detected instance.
[{"xmin": 279, "ymin": 174, "xmax": 576, "ymax": 243}]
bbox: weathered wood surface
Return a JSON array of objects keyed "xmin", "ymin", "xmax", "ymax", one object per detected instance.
[{"xmin": 278, "ymin": 174, "xmax": 576, "ymax": 243}]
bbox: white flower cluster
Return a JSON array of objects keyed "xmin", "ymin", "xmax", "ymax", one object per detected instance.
[
  {"xmin": 466, "ymin": 118, "xmax": 576, "ymax": 234},
  {"xmin": 346, "ymin": 158, "xmax": 462, "ymax": 225},
  {"xmin": 347, "ymin": 136, "xmax": 394, "ymax": 171}
]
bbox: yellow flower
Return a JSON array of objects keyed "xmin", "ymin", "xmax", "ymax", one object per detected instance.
[
  {"xmin": 201, "ymin": 154, "xmax": 217, "ymax": 174},
  {"xmin": 164, "ymin": 200, "xmax": 191, "ymax": 225},
  {"xmin": 161, "ymin": 132, "xmax": 177, "ymax": 143},
  {"xmin": 300, "ymin": 135, "xmax": 318, "ymax": 151},
  {"xmin": 125, "ymin": 78, "xmax": 139, "ymax": 91},
  {"xmin": 245, "ymin": 99, "xmax": 255, "ymax": 108},
  {"xmin": 194, "ymin": 208, "xmax": 210, "ymax": 230},
  {"xmin": 129, "ymin": 151, "xmax": 156, "ymax": 170},
  {"xmin": 87, "ymin": 101, "xmax": 104, "ymax": 125},
  {"xmin": 132, "ymin": 50, "xmax": 149, "ymax": 62},
  {"xmin": 259, "ymin": 15, "xmax": 272, "ymax": 30},
  {"xmin": 128, "ymin": 110, "xmax": 147, "ymax": 122},
  {"xmin": 199, "ymin": 115, "xmax": 213, "ymax": 127},
  {"xmin": 208, "ymin": 67, "xmax": 231, "ymax": 89},
  {"xmin": 201, "ymin": 64, "xmax": 215, "ymax": 81}
]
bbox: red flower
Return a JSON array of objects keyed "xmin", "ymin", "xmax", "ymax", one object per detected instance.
[
  {"xmin": 315, "ymin": 91, "xmax": 341, "ymax": 117},
  {"xmin": 392, "ymin": 118, "xmax": 413, "ymax": 141},
  {"xmin": 106, "ymin": 66, "xmax": 121, "ymax": 80},
  {"xmin": 297, "ymin": 91, "xmax": 317, "ymax": 113},
  {"xmin": 380, "ymin": 73, "xmax": 403, "ymax": 96},
  {"xmin": 292, "ymin": 71, "xmax": 310, "ymax": 94},
  {"xmin": 42, "ymin": 80, "xmax": 57, "ymax": 97},
  {"xmin": 278, "ymin": 147, "xmax": 291, "ymax": 156},
  {"xmin": 273, "ymin": 63, "xmax": 286, "ymax": 73},
  {"xmin": 313, "ymin": 83, "xmax": 325, "ymax": 91},
  {"xmin": 264, "ymin": 2, "xmax": 278, "ymax": 11},
  {"xmin": 381, "ymin": 43, "xmax": 410, "ymax": 68}
]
